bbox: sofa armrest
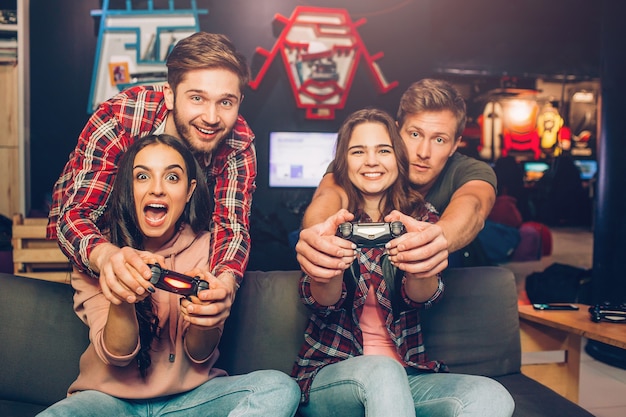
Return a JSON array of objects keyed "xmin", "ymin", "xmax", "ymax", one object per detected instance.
[
  {"xmin": 421, "ymin": 266, "xmax": 521, "ymax": 377},
  {"xmin": 0, "ymin": 273, "xmax": 89, "ymax": 407}
]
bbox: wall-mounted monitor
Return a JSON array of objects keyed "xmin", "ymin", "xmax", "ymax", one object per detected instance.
[
  {"xmin": 523, "ymin": 161, "xmax": 550, "ymax": 182},
  {"xmin": 269, "ymin": 131, "xmax": 337, "ymax": 188},
  {"xmin": 573, "ymin": 159, "xmax": 598, "ymax": 181}
]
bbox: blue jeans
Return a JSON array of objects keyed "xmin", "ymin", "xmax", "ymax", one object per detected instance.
[
  {"xmin": 299, "ymin": 356, "xmax": 514, "ymax": 417},
  {"xmin": 37, "ymin": 370, "xmax": 300, "ymax": 417}
]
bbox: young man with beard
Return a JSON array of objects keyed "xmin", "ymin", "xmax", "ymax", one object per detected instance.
[
  {"xmin": 296, "ymin": 78, "xmax": 497, "ymax": 280},
  {"xmin": 47, "ymin": 32, "xmax": 255, "ymax": 328}
]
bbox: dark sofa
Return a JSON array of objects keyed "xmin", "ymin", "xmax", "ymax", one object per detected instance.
[{"xmin": 0, "ymin": 267, "xmax": 594, "ymax": 416}]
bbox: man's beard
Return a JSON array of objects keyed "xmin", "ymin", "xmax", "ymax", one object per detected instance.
[{"xmin": 171, "ymin": 107, "xmax": 225, "ymax": 155}]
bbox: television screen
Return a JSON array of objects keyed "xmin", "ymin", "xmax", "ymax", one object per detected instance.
[
  {"xmin": 523, "ymin": 161, "xmax": 550, "ymax": 182},
  {"xmin": 269, "ymin": 131, "xmax": 337, "ymax": 188},
  {"xmin": 573, "ymin": 159, "xmax": 598, "ymax": 181}
]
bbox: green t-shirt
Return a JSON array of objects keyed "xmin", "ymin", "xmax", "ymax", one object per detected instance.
[{"xmin": 425, "ymin": 152, "xmax": 497, "ymax": 214}]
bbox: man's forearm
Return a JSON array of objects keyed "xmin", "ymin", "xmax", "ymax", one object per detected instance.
[
  {"xmin": 209, "ymin": 144, "xmax": 256, "ymax": 282},
  {"xmin": 302, "ymin": 174, "xmax": 347, "ymax": 228},
  {"xmin": 58, "ymin": 214, "xmax": 109, "ymax": 276},
  {"xmin": 437, "ymin": 180, "xmax": 495, "ymax": 253},
  {"xmin": 437, "ymin": 211, "xmax": 484, "ymax": 254},
  {"xmin": 209, "ymin": 157, "xmax": 253, "ymax": 281},
  {"xmin": 210, "ymin": 225, "xmax": 249, "ymax": 284}
]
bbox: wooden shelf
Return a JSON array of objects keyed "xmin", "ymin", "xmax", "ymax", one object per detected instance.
[{"xmin": 0, "ymin": 0, "xmax": 27, "ymax": 218}]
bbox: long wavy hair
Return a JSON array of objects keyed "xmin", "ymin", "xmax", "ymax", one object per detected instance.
[
  {"xmin": 106, "ymin": 134, "xmax": 211, "ymax": 377},
  {"xmin": 333, "ymin": 108, "xmax": 426, "ymax": 219}
]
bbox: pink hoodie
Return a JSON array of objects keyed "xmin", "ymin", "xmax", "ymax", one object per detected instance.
[{"xmin": 68, "ymin": 225, "xmax": 227, "ymax": 399}]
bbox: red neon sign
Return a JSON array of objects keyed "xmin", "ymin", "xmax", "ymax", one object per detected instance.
[{"xmin": 249, "ymin": 6, "xmax": 398, "ymax": 120}]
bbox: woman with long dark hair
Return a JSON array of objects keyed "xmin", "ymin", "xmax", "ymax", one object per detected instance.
[{"xmin": 38, "ymin": 134, "xmax": 299, "ymax": 417}]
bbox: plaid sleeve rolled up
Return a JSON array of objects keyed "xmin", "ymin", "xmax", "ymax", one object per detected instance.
[
  {"xmin": 46, "ymin": 86, "xmax": 168, "ymax": 275},
  {"xmin": 206, "ymin": 115, "xmax": 257, "ymax": 284}
]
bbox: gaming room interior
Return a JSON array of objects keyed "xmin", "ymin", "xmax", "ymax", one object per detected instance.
[
  {"xmin": 1, "ymin": 0, "xmax": 605, "ymax": 272},
  {"xmin": 2, "ymin": 1, "xmax": 623, "ymax": 294},
  {"xmin": 2, "ymin": 0, "xmax": 626, "ymax": 416}
]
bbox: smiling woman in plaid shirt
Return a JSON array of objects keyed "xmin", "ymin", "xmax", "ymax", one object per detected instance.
[
  {"xmin": 292, "ymin": 108, "xmax": 514, "ymax": 417},
  {"xmin": 47, "ymin": 32, "xmax": 255, "ymax": 332}
]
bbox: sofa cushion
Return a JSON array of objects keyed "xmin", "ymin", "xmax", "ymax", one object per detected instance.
[
  {"xmin": 495, "ymin": 374, "xmax": 594, "ymax": 417},
  {"xmin": 421, "ymin": 266, "xmax": 522, "ymax": 377},
  {"xmin": 217, "ymin": 270, "xmax": 309, "ymax": 375},
  {"xmin": 1, "ymin": 267, "xmax": 595, "ymax": 417},
  {"xmin": 0, "ymin": 273, "xmax": 89, "ymax": 407},
  {"xmin": 221, "ymin": 267, "xmax": 521, "ymax": 379}
]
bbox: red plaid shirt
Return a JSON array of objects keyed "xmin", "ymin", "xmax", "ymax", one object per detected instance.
[
  {"xmin": 291, "ymin": 207, "xmax": 447, "ymax": 403},
  {"xmin": 47, "ymin": 85, "xmax": 257, "ymax": 283}
]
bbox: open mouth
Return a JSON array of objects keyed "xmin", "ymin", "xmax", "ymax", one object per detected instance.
[{"xmin": 144, "ymin": 203, "xmax": 168, "ymax": 227}]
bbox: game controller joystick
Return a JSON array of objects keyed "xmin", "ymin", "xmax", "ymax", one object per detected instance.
[
  {"xmin": 337, "ymin": 221, "xmax": 405, "ymax": 248},
  {"xmin": 148, "ymin": 263, "xmax": 209, "ymax": 296}
]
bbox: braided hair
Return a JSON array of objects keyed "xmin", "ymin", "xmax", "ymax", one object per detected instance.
[{"xmin": 105, "ymin": 134, "xmax": 211, "ymax": 377}]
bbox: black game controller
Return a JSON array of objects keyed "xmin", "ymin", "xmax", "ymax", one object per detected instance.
[
  {"xmin": 148, "ymin": 263, "xmax": 209, "ymax": 297},
  {"xmin": 337, "ymin": 221, "xmax": 405, "ymax": 248},
  {"xmin": 588, "ymin": 302, "xmax": 626, "ymax": 323}
]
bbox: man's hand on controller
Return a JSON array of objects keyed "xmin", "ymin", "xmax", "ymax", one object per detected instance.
[
  {"xmin": 384, "ymin": 210, "xmax": 449, "ymax": 278},
  {"xmin": 296, "ymin": 209, "xmax": 357, "ymax": 280},
  {"xmin": 91, "ymin": 243, "xmax": 165, "ymax": 305}
]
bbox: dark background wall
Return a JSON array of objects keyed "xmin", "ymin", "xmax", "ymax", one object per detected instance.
[
  {"xmin": 28, "ymin": 0, "xmax": 601, "ymax": 271},
  {"xmin": 593, "ymin": 0, "xmax": 626, "ymax": 304}
]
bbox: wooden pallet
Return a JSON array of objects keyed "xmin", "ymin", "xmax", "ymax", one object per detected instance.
[{"xmin": 12, "ymin": 214, "xmax": 71, "ymax": 283}]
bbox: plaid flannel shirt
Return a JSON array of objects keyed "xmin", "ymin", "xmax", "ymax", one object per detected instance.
[
  {"xmin": 291, "ymin": 207, "xmax": 447, "ymax": 403},
  {"xmin": 47, "ymin": 85, "xmax": 256, "ymax": 283}
]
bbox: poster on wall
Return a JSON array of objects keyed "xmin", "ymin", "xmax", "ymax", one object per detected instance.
[
  {"xmin": 87, "ymin": 0, "xmax": 207, "ymax": 113},
  {"xmin": 108, "ymin": 61, "xmax": 131, "ymax": 86},
  {"xmin": 249, "ymin": 6, "xmax": 398, "ymax": 120}
]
